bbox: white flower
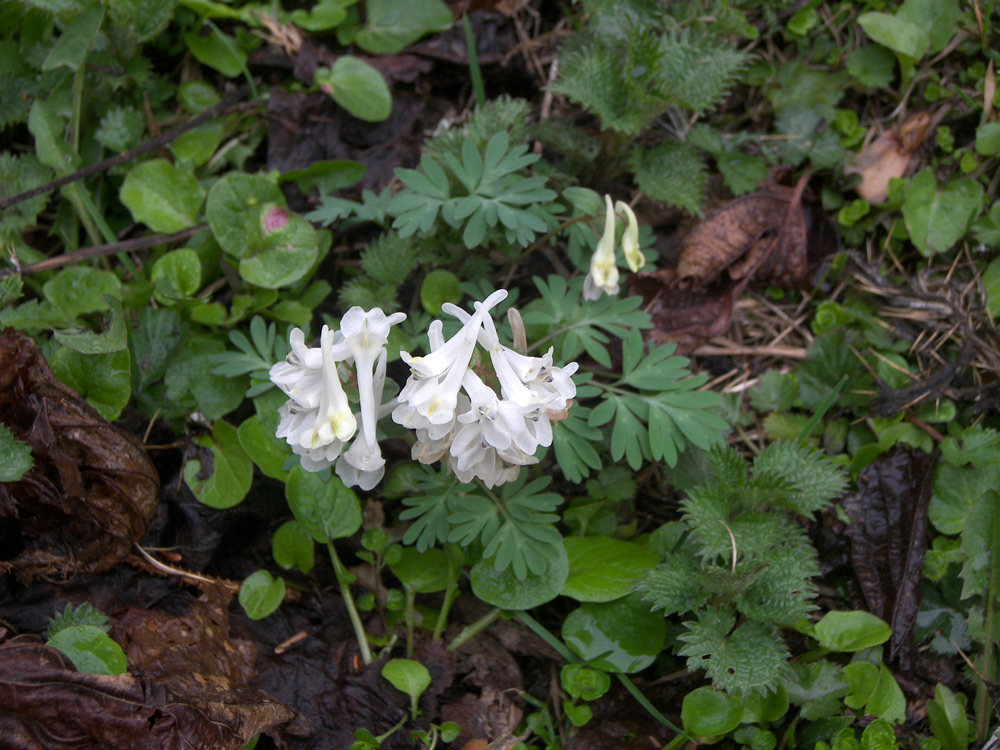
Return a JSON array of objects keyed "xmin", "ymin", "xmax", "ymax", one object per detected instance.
[
  {"xmin": 395, "ymin": 289, "xmax": 507, "ymax": 425},
  {"xmin": 616, "ymin": 200, "xmax": 643, "ymax": 272},
  {"xmin": 583, "ymin": 194, "xmax": 620, "ymax": 301},
  {"xmin": 271, "ymin": 308, "xmax": 404, "ymax": 483},
  {"xmin": 272, "ymin": 325, "xmax": 356, "ymax": 462}
]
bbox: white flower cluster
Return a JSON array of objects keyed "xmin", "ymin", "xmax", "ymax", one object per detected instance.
[
  {"xmin": 269, "ymin": 307, "xmax": 405, "ymax": 490},
  {"xmin": 392, "ymin": 289, "xmax": 578, "ymax": 488},
  {"xmin": 583, "ymin": 195, "xmax": 643, "ymax": 301},
  {"xmin": 269, "ymin": 290, "xmax": 578, "ymax": 491}
]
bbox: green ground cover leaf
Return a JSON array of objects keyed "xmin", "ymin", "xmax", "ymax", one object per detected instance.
[
  {"xmin": 562, "ymin": 593, "xmax": 666, "ymax": 673},
  {"xmin": 316, "ymin": 56, "xmax": 391, "ymax": 122},
  {"xmin": 120, "ymin": 159, "xmax": 204, "ymax": 232},
  {"xmin": 49, "ymin": 347, "xmax": 131, "ymax": 420},
  {"xmin": 285, "ymin": 465, "xmax": 362, "ymax": 542},
  {"xmin": 184, "ymin": 420, "xmax": 252, "ymax": 509},
  {"xmin": 354, "ymin": 0, "xmax": 453, "ymax": 54},
  {"xmin": 902, "ymin": 170, "xmax": 983, "ymax": 256},
  {"xmin": 562, "ymin": 537, "xmax": 658, "ymax": 602},
  {"xmin": 239, "ymin": 570, "xmax": 286, "ymax": 619},
  {"xmin": 0, "ymin": 424, "xmax": 33, "ymax": 482},
  {"xmin": 47, "ymin": 625, "xmax": 127, "ymax": 675},
  {"xmin": 470, "ymin": 541, "xmax": 568, "ymax": 609}
]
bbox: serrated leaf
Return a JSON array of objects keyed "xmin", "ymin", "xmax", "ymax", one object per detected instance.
[
  {"xmin": 632, "ymin": 141, "xmax": 707, "ymax": 215},
  {"xmin": 638, "ymin": 552, "xmax": 708, "ymax": 615},
  {"xmin": 940, "ymin": 425, "xmax": 1000, "ymax": 467},
  {"xmin": 958, "ymin": 489, "xmax": 1000, "ymax": 601},
  {"xmin": 752, "ymin": 442, "xmax": 847, "ymax": 517}
]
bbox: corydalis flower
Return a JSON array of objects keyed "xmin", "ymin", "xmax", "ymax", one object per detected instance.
[
  {"xmin": 583, "ymin": 195, "xmax": 619, "ymax": 301},
  {"xmin": 270, "ymin": 307, "xmax": 404, "ymax": 486},
  {"xmin": 395, "ymin": 291, "xmax": 578, "ymax": 488},
  {"xmin": 583, "ymin": 195, "xmax": 643, "ymax": 300}
]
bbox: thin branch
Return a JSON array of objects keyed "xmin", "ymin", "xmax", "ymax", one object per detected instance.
[
  {"xmin": 1, "ymin": 226, "xmax": 204, "ymax": 278},
  {"xmin": 0, "ymin": 84, "xmax": 253, "ymax": 211}
]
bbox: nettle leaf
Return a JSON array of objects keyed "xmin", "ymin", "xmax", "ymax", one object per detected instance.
[
  {"xmin": 0, "ymin": 423, "xmax": 33, "ymax": 482},
  {"xmin": 47, "ymin": 602, "xmax": 110, "ymax": 638},
  {"xmin": 638, "ymin": 552, "xmax": 709, "ymax": 616},
  {"xmin": 752, "ymin": 442, "xmax": 847, "ymax": 518},
  {"xmin": 95, "ymin": 105, "xmax": 145, "ymax": 152},
  {"xmin": 678, "ymin": 608, "xmax": 790, "ymax": 696},
  {"xmin": 632, "ymin": 141, "xmax": 708, "ymax": 216}
]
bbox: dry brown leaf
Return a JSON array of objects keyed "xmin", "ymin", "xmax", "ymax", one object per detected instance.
[
  {"xmin": 628, "ymin": 171, "xmax": 835, "ymax": 350},
  {"xmin": 0, "ymin": 330, "xmax": 159, "ymax": 582},
  {"xmin": 841, "ymin": 446, "xmax": 936, "ymax": 669},
  {"xmin": 845, "ymin": 111, "xmax": 931, "ymax": 204}
]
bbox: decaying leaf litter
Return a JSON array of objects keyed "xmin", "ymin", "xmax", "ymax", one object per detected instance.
[{"xmin": 2, "ymin": 2, "xmax": 1000, "ymax": 750}]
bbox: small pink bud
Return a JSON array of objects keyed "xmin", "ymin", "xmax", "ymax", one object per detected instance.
[
  {"xmin": 319, "ymin": 83, "xmax": 332, "ymax": 95},
  {"xmin": 263, "ymin": 206, "xmax": 289, "ymax": 233}
]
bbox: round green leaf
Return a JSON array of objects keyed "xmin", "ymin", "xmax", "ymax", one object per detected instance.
[
  {"xmin": 354, "ymin": 0, "xmax": 454, "ymax": 54},
  {"xmin": 272, "ymin": 519, "xmax": 315, "ymax": 573},
  {"xmin": 857, "ymin": 12, "xmax": 928, "ymax": 60},
  {"xmin": 206, "ymin": 173, "xmax": 285, "ymax": 258},
  {"xmin": 975, "ymin": 122, "xmax": 1000, "ymax": 157},
  {"xmin": 471, "ymin": 542, "xmax": 568, "ymax": 610},
  {"xmin": 47, "ymin": 625, "xmax": 127, "ymax": 676},
  {"xmin": 120, "ymin": 159, "xmax": 204, "ymax": 233},
  {"xmin": 560, "ymin": 664, "xmax": 611, "ymax": 701},
  {"xmin": 183, "ymin": 27, "xmax": 245, "ymax": 77},
  {"xmin": 183, "ymin": 420, "xmax": 253, "ymax": 509},
  {"xmin": 865, "ymin": 663, "xmax": 905, "ymax": 723},
  {"xmin": 381, "ymin": 658, "xmax": 431, "ymax": 700},
  {"xmin": 419, "ymin": 269, "xmax": 461, "ymax": 315},
  {"xmin": 389, "ymin": 546, "xmax": 449, "ymax": 593},
  {"xmin": 285, "ymin": 465, "xmax": 362, "ymax": 543},
  {"xmin": 742, "ymin": 686, "xmax": 789, "ymax": 725},
  {"xmin": 682, "ymin": 686, "xmax": 745, "ymax": 738},
  {"xmin": 239, "ymin": 203, "xmax": 319, "ymax": 289},
  {"xmin": 152, "ymin": 249, "xmax": 201, "ymax": 300},
  {"xmin": 902, "ymin": 170, "xmax": 984, "ymax": 256},
  {"xmin": 239, "ymin": 569, "xmax": 286, "ymax": 619},
  {"xmin": 562, "ymin": 536, "xmax": 658, "ymax": 603},
  {"xmin": 814, "ymin": 610, "xmax": 891, "ymax": 652},
  {"xmin": 237, "ymin": 414, "xmax": 291, "ymax": 481},
  {"xmin": 42, "ymin": 267, "xmax": 120, "ymax": 318},
  {"xmin": 315, "ymin": 56, "xmax": 392, "ymax": 122},
  {"xmin": 561, "ymin": 593, "xmax": 666, "ymax": 673},
  {"xmin": 170, "ymin": 120, "xmax": 225, "ymax": 168},
  {"xmin": 842, "ymin": 661, "xmax": 878, "ymax": 710},
  {"xmin": 178, "ymin": 80, "xmax": 221, "ymax": 113}
]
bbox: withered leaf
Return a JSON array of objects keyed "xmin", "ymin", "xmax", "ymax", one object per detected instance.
[
  {"xmin": 676, "ymin": 173, "xmax": 831, "ymax": 288},
  {"xmin": 0, "ymin": 621, "xmax": 293, "ymax": 750},
  {"xmin": 627, "ymin": 269, "xmax": 737, "ymax": 353},
  {"xmin": 0, "ymin": 330, "xmax": 159, "ymax": 582},
  {"xmin": 628, "ymin": 171, "xmax": 835, "ymax": 350},
  {"xmin": 841, "ymin": 446, "xmax": 937, "ymax": 668},
  {"xmin": 845, "ymin": 111, "xmax": 931, "ymax": 204}
]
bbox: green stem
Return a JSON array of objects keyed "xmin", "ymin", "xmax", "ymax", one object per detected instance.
[
  {"xmin": 462, "ymin": 13, "xmax": 485, "ymax": 108},
  {"xmin": 376, "ymin": 714, "xmax": 408, "ymax": 743},
  {"xmin": 405, "ymin": 584, "xmax": 416, "ymax": 659},
  {"xmin": 447, "ymin": 607, "xmax": 501, "ymax": 652},
  {"xmin": 327, "ymin": 542, "xmax": 373, "ymax": 666},
  {"xmin": 974, "ymin": 494, "xmax": 1000, "ymax": 738},
  {"xmin": 432, "ymin": 579, "xmax": 458, "ymax": 641}
]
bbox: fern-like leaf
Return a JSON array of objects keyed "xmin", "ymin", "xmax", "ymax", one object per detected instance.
[
  {"xmin": 638, "ymin": 552, "xmax": 708, "ymax": 615},
  {"xmin": 632, "ymin": 141, "xmax": 707, "ymax": 215},
  {"xmin": 752, "ymin": 441, "xmax": 847, "ymax": 518},
  {"xmin": 657, "ymin": 32, "xmax": 747, "ymax": 114}
]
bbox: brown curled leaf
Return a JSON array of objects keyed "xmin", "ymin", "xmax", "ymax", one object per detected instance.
[
  {"xmin": 676, "ymin": 171, "xmax": 833, "ymax": 288},
  {"xmin": 0, "ymin": 612, "xmax": 294, "ymax": 750},
  {"xmin": 841, "ymin": 446, "xmax": 937, "ymax": 669},
  {"xmin": 845, "ymin": 111, "xmax": 931, "ymax": 204},
  {"xmin": 0, "ymin": 330, "xmax": 159, "ymax": 582}
]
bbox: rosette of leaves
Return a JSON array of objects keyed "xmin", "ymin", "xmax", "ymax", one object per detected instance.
[
  {"xmin": 547, "ymin": 3, "xmax": 747, "ymax": 214},
  {"xmin": 637, "ymin": 442, "xmax": 847, "ymax": 696}
]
